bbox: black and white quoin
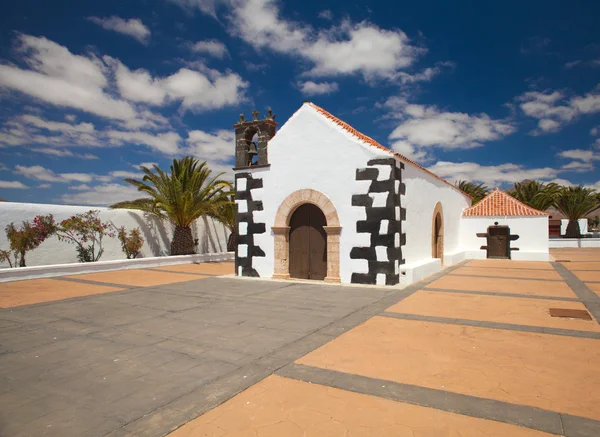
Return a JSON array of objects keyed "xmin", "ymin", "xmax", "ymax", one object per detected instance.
[
  {"xmin": 350, "ymin": 158, "xmax": 406, "ymax": 285},
  {"xmin": 234, "ymin": 173, "xmax": 266, "ymax": 277}
]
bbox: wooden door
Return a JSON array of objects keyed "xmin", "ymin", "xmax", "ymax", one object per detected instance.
[
  {"xmin": 487, "ymin": 226, "xmax": 510, "ymax": 258},
  {"xmin": 289, "ymin": 204, "xmax": 327, "ymax": 280}
]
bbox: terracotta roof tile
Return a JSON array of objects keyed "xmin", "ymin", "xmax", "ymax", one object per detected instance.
[
  {"xmin": 462, "ymin": 188, "xmax": 549, "ymax": 217},
  {"xmin": 306, "ymin": 102, "xmax": 471, "ymax": 200}
]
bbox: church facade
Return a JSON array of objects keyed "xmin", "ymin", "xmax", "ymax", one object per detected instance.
[{"xmin": 233, "ymin": 102, "xmax": 549, "ymax": 286}]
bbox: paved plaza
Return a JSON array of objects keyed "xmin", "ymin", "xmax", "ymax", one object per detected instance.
[{"xmin": 1, "ymin": 254, "xmax": 600, "ymax": 436}]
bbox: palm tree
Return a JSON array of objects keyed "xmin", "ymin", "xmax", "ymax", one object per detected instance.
[
  {"xmin": 507, "ymin": 180, "xmax": 560, "ymax": 211},
  {"xmin": 554, "ymin": 186, "xmax": 599, "ymax": 238},
  {"xmin": 454, "ymin": 180, "xmax": 490, "ymax": 205},
  {"xmin": 111, "ymin": 157, "xmax": 233, "ymax": 255},
  {"xmin": 212, "ymin": 195, "xmax": 236, "ymax": 252}
]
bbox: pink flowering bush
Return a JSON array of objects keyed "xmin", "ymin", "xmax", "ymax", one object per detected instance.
[
  {"xmin": 1, "ymin": 214, "xmax": 57, "ymax": 268},
  {"xmin": 56, "ymin": 210, "xmax": 115, "ymax": 263}
]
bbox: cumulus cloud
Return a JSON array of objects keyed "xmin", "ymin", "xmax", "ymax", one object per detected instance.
[
  {"xmin": 191, "ymin": 0, "xmax": 424, "ymax": 81},
  {"xmin": 189, "ymin": 40, "xmax": 229, "ymax": 58},
  {"xmin": 383, "ymin": 98, "xmax": 515, "ymax": 162},
  {"xmin": 0, "ymin": 34, "xmax": 138, "ymax": 122},
  {"xmin": 557, "ymin": 148, "xmax": 600, "ymax": 173},
  {"xmin": 318, "ymin": 10, "xmax": 333, "ymax": 20},
  {"xmin": 517, "ymin": 85, "xmax": 600, "ymax": 135},
  {"xmin": 0, "ymin": 114, "xmax": 181, "ymax": 155},
  {"xmin": 108, "ymin": 58, "xmax": 248, "ymax": 111},
  {"xmin": 88, "ymin": 16, "xmax": 151, "ymax": 45},
  {"xmin": 186, "ymin": 129, "xmax": 235, "ymax": 179},
  {"xmin": 14, "ymin": 165, "xmax": 94, "ymax": 183},
  {"xmin": 298, "ymin": 81, "xmax": 339, "ymax": 96},
  {"xmin": 427, "ymin": 161, "xmax": 559, "ymax": 187},
  {"xmin": 0, "ymin": 180, "xmax": 28, "ymax": 189},
  {"xmin": 60, "ymin": 183, "xmax": 141, "ymax": 206}
]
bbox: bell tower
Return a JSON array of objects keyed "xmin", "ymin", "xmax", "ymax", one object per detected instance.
[{"xmin": 233, "ymin": 109, "xmax": 277, "ymax": 169}]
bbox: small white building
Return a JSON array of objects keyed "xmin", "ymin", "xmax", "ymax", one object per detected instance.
[
  {"xmin": 233, "ymin": 103, "xmax": 549, "ymax": 286},
  {"xmin": 461, "ymin": 189, "xmax": 550, "ymax": 262}
]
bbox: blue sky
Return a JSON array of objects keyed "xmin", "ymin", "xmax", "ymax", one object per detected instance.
[{"xmin": 0, "ymin": 0, "xmax": 599, "ymax": 205}]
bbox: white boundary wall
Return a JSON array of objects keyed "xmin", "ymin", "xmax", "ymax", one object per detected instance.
[
  {"xmin": 549, "ymin": 238, "xmax": 600, "ymax": 248},
  {"xmin": 560, "ymin": 218, "xmax": 588, "ymax": 236},
  {"xmin": 0, "ymin": 202, "xmax": 230, "ymax": 269},
  {"xmin": 460, "ymin": 216, "xmax": 549, "ymax": 261}
]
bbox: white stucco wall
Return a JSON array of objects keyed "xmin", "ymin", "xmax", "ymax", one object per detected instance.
[
  {"xmin": 0, "ymin": 202, "xmax": 229, "ymax": 268},
  {"xmin": 401, "ymin": 163, "xmax": 471, "ymax": 266},
  {"xmin": 460, "ymin": 216, "xmax": 549, "ymax": 261},
  {"xmin": 560, "ymin": 218, "xmax": 588, "ymax": 235},
  {"xmin": 247, "ymin": 104, "xmax": 389, "ymax": 283},
  {"xmin": 241, "ymin": 104, "xmax": 474, "ymax": 284}
]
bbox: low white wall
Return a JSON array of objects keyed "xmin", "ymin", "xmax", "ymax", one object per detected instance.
[
  {"xmin": 549, "ymin": 238, "xmax": 600, "ymax": 248},
  {"xmin": 560, "ymin": 218, "xmax": 588, "ymax": 236},
  {"xmin": 0, "ymin": 202, "xmax": 230, "ymax": 268},
  {"xmin": 0, "ymin": 252, "xmax": 234, "ymax": 283},
  {"xmin": 460, "ymin": 216, "xmax": 549, "ymax": 261}
]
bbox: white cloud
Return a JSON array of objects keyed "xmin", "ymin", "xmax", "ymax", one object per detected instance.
[
  {"xmin": 186, "ymin": 129, "xmax": 234, "ymax": 179},
  {"xmin": 565, "ymin": 60, "xmax": 582, "ymax": 69},
  {"xmin": 0, "ymin": 180, "xmax": 28, "ymax": 189},
  {"xmin": 105, "ymin": 130, "xmax": 181, "ymax": 155},
  {"xmin": 38, "ymin": 183, "xmax": 51, "ymax": 188},
  {"xmin": 109, "ymin": 170, "xmax": 144, "ymax": 179},
  {"xmin": 223, "ymin": 0, "xmax": 423, "ymax": 81},
  {"xmin": 318, "ymin": 10, "xmax": 333, "ymax": 20},
  {"xmin": 394, "ymin": 61, "xmax": 454, "ymax": 85},
  {"xmin": 135, "ymin": 162, "xmax": 158, "ymax": 169},
  {"xmin": 518, "ymin": 85, "xmax": 600, "ymax": 134},
  {"xmin": 298, "ymin": 81, "xmax": 339, "ymax": 96},
  {"xmin": 69, "ymin": 184, "xmax": 91, "ymax": 191},
  {"xmin": 35, "ymin": 148, "xmax": 99, "ymax": 159},
  {"xmin": 558, "ymin": 149, "xmax": 595, "ymax": 161},
  {"xmin": 384, "ymin": 98, "xmax": 515, "ymax": 162},
  {"xmin": 167, "ymin": 0, "xmax": 223, "ymax": 17},
  {"xmin": 189, "ymin": 40, "xmax": 229, "ymax": 58},
  {"xmin": 60, "ymin": 183, "xmax": 141, "ymax": 206},
  {"xmin": 557, "ymin": 148, "xmax": 600, "ymax": 173},
  {"xmin": 14, "ymin": 165, "xmax": 93, "ymax": 183},
  {"xmin": 560, "ymin": 161, "xmax": 594, "ymax": 172},
  {"xmin": 109, "ymin": 58, "xmax": 248, "ymax": 111},
  {"xmin": 428, "ymin": 161, "xmax": 559, "ymax": 187},
  {"xmin": 88, "ymin": 16, "xmax": 151, "ymax": 45},
  {"xmin": 0, "ymin": 114, "xmax": 181, "ymax": 155},
  {"xmin": 0, "ymin": 34, "xmax": 138, "ymax": 122},
  {"xmin": 591, "ymin": 125, "xmax": 599, "ymax": 136}
]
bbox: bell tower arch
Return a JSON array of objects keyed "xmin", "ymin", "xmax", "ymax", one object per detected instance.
[{"xmin": 233, "ymin": 109, "xmax": 277, "ymax": 169}]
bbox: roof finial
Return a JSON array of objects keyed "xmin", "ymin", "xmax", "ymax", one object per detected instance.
[
  {"xmin": 252, "ymin": 109, "xmax": 260, "ymax": 121},
  {"xmin": 238, "ymin": 113, "xmax": 245, "ymax": 123}
]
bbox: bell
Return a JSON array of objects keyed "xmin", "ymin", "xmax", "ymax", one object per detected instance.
[{"xmin": 248, "ymin": 141, "xmax": 258, "ymax": 156}]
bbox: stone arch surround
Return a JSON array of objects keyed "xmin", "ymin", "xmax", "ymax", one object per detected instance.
[
  {"xmin": 431, "ymin": 201, "xmax": 444, "ymax": 262},
  {"xmin": 272, "ymin": 189, "xmax": 341, "ymax": 283}
]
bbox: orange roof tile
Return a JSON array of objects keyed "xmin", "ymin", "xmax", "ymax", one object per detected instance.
[
  {"xmin": 305, "ymin": 102, "xmax": 471, "ymax": 200},
  {"xmin": 462, "ymin": 188, "xmax": 549, "ymax": 217}
]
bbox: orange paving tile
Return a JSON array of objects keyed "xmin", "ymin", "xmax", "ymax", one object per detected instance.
[
  {"xmin": 465, "ymin": 259, "xmax": 553, "ymax": 270},
  {"xmin": 562, "ymin": 261, "xmax": 600, "ymax": 271},
  {"xmin": 65, "ymin": 269, "xmax": 206, "ymax": 287},
  {"xmin": 550, "ymin": 248, "xmax": 600, "ymax": 262},
  {"xmin": 450, "ymin": 266, "xmax": 562, "ymax": 280},
  {"xmin": 167, "ymin": 375, "xmax": 554, "ymax": 437},
  {"xmin": 0, "ymin": 279, "xmax": 124, "ymax": 308},
  {"xmin": 298, "ymin": 317, "xmax": 600, "ymax": 420},
  {"xmin": 426, "ymin": 275, "xmax": 576, "ymax": 298},
  {"xmin": 585, "ymin": 282, "xmax": 600, "ymax": 297},
  {"xmin": 572, "ymin": 270, "xmax": 600, "ymax": 282},
  {"xmin": 152, "ymin": 262, "xmax": 234, "ymax": 275},
  {"xmin": 386, "ymin": 290, "xmax": 600, "ymax": 332}
]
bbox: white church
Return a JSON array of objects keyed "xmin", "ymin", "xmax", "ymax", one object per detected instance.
[{"xmin": 233, "ymin": 102, "xmax": 550, "ymax": 286}]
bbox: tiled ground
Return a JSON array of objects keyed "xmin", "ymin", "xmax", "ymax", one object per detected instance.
[
  {"xmin": 171, "ymin": 252, "xmax": 600, "ymax": 437},
  {"xmin": 2, "ymin": 254, "xmax": 600, "ymax": 437}
]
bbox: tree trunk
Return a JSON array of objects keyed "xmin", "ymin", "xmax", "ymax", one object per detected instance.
[
  {"xmin": 171, "ymin": 226, "xmax": 195, "ymax": 255},
  {"xmin": 227, "ymin": 231, "xmax": 236, "ymax": 252},
  {"xmin": 565, "ymin": 219, "xmax": 581, "ymax": 238},
  {"xmin": 19, "ymin": 252, "xmax": 26, "ymax": 268}
]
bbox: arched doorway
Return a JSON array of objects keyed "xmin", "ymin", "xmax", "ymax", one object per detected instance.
[
  {"xmin": 432, "ymin": 202, "xmax": 444, "ymax": 262},
  {"xmin": 272, "ymin": 189, "xmax": 341, "ymax": 283},
  {"xmin": 289, "ymin": 204, "xmax": 327, "ymax": 280}
]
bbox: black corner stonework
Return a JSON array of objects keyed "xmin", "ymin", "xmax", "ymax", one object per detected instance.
[
  {"xmin": 235, "ymin": 173, "xmax": 266, "ymax": 277},
  {"xmin": 350, "ymin": 158, "xmax": 406, "ymax": 286}
]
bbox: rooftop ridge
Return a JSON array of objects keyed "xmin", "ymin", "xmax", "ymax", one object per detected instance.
[
  {"xmin": 305, "ymin": 102, "xmax": 472, "ymax": 201},
  {"xmin": 462, "ymin": 188, "xmax": 549, "ymax": 217}
]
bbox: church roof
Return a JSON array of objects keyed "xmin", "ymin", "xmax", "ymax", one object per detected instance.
[
  {"xmin": 305, "ymin": 102, "xmax": 471, "ymax": 200},
  {"xmin": 462, "ymin": 188, "xmax": 549, "ymax": 217}
]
